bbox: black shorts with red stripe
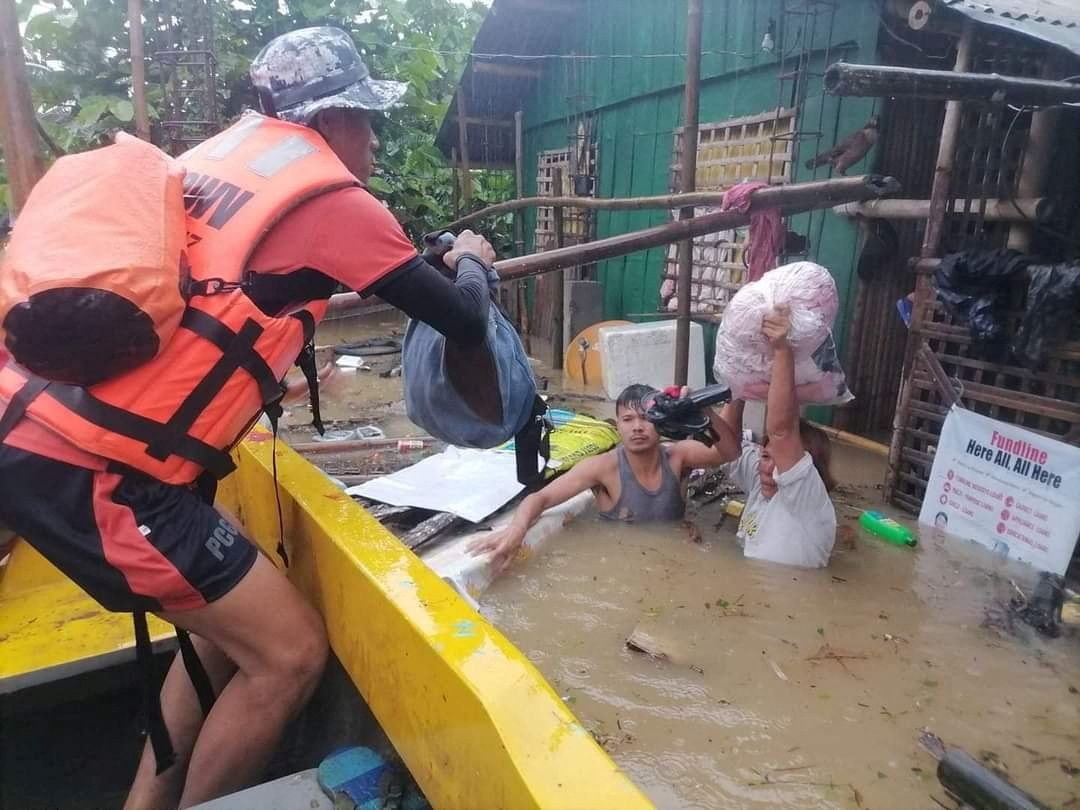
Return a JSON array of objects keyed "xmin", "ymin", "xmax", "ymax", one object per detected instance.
[{"xmin": 0, "ymin": 444, "xmax": 257, "ymax": 613}]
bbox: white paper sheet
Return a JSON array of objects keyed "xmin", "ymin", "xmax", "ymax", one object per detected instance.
[{"xmin": 346, "ymin": 446, "xmax": 525, "ymax": 523}]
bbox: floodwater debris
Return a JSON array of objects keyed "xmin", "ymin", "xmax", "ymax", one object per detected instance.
[
  {"xmin": 769, "ymin": 659, "xmax": 789, "ymax": 681},
  {"xmin": 807, "ymin": 644, "xmax": 870, "ymax": 678},
  {"xmin": 626, "ymin": 622, "xmax": 686, "ymax": 663},
  {"xmin": 682, "ymin": 519, "xmax": 703, "ymax": 544}
]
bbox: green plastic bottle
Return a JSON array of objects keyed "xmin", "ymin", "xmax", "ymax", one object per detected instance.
[{"xmin": 859, "ymin": 510, "xmax": 917, "ymax": 547}]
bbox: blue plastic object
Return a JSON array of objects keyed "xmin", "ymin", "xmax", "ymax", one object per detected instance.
[
  {"xmin": 316, "ymin": 746, "xmax": 429, "ymax": 810},
  {"xmin": 896, "ymin": 296, "xmax": 913, "ymax": 327}
]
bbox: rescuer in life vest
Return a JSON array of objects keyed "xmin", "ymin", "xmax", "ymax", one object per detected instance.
[{"xmin": 0, "ymin": 27, "xmax": 497, "ymax": 809}]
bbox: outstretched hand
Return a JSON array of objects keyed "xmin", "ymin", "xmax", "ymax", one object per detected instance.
[{"xmin": 467, "ymin": 526, "xmax": 526, "ymax": 574}]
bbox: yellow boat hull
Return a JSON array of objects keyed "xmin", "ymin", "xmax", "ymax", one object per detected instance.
[{"xmin": 0, "ymin": 430, "xmax": 653, "ymax": 809}]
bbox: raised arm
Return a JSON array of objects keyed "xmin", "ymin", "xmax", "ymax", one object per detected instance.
[
  {"xmin": 763, "ymin": 305, "xmax": 804, "ymax": 473},
  {"xmin": 719, "ymin": 399, "xmax": 745, "ymax": 440},
  {"xmin": 467, "ymin": 454, "xmax": 609, "ymax": 572},
  {"xmin": 367, "ymin": 230, "xmax": 496, "ymax": 347}
]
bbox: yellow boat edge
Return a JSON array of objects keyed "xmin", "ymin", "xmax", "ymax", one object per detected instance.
[
  {"xmin": 220, "ymin": 428, "xmax": 653, "ymax": 809},
  {"xmin": 0, "ymin": 431, "xmax": 652, "ymax": 807}
]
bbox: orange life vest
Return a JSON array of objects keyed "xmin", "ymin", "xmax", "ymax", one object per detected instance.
[{"xmin": 0, "ymin": 114, "xmax": 359, "ymax": 484}]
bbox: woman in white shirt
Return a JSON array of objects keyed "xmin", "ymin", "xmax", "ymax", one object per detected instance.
[{"xmin": 713, "ymin": 304, "xmax": 838, "ymax": 568}]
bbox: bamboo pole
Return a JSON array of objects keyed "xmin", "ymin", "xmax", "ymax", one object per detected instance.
[
  {"xmin": 290, "ymin": 436, "xmax": 436, "ymax": 455},
  {"xmin": 808, "ymin": 421, "xmax": 890, "ymax": 458},
  {"xmin": 514, "ymin": 109, "xmax": 531, "ymax": 351},
  {"xmin": 513, "ymin": 110, "xmax": 526, "ymax": 255},
  {"xmin": 551, "ymin": 167, "xmax": 565, "ymax": 369},
  {"xmin": 917, "ymin": 342, "xmax": 961, "ymax": 409},
  {"xmin": 324, "ymin": 175, "xmax": 900, "ymax": 319},
  {"xmin": 455, "ymin": 87, "xmax": 473, "ymax": 204},
  {"xmin": 674, "ymin": 0, "xmax": 704, "ymax": 387},
  {"xmin": 496, "ymin": 175, "xmax": 899, "ymax": 281},
  {"xmin": 886, "ymin": 20, "xmax": 973, "ymax": 506},
  {"xmin": 833, "ymin": 197, "xmax": 1050, "ymax": 222},
  {"xmin": 443, "ymin": 190, "xmax": 746, "ymax": 231},
  {"xmin": 824, "ymin": 60, "xmax": 1080, "ymax": 106},
  {"xmin": 0, "ymin": 0, "xmax": 45, "ymax": 214},
  {"xmin": 127, "ymin": 0, "xmax": 150, "ymax": 141},
  {"xmin": 451, "ymin": 147, "xmax": 460, "ymax": 216},
  {"xmin": 1008, "ymin": 55, "xmax": 1063, "ymax": 251}
]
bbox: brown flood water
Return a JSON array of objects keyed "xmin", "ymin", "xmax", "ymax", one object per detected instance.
[
  {"xmin": 301, "ymin": 314, "xmax": 1079, "ymax": 807},
  {"xmin": 480, "ymin": 449, "xmax": 1080, "ymax": 809}
]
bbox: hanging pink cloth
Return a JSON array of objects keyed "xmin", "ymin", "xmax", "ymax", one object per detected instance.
[{"xmin": 720, "ymin": 180, "xmax": 784, "ymax": 283}]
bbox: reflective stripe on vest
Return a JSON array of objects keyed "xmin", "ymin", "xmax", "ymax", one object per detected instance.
[{"xmin": 0, "ymin": 115, "xmax": 352, "ymax": 484}]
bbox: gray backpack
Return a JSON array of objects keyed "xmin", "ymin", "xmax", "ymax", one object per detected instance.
[{"xmin": 402, "ymin": 290, "xmax": 549, "ymax": 485}]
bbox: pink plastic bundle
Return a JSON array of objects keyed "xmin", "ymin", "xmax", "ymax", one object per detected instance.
[{"xmin": 713, "ymin": 261, "xmax": 853, "ymax": 405}]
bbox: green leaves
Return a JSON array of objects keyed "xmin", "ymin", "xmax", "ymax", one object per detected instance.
[
  {"xmin": 75, "ymin": 96, "xmax": 112, "ymax": 125},
  {"xmin": 110, "ymin": 99, "xmax": 135, "ymax": 122},
  {"xmin": 3, "ymin": 0, "xmax": 513, "ymax": 237},
  {"xmin": 365, "ymin": 176, "xmax": 392, "ymax": 194}
]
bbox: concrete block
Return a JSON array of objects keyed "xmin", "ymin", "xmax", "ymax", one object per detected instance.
[
  {"xmin": 598, "ymin": 320, "xmax": 706, "ymax": 400},
  {"xmin": 563, "ymin": 280, "xmax": 603, "ymax": 352}
]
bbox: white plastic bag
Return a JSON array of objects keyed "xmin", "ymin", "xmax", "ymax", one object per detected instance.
[{"xmin": 712, "ymin": 261, "xmax": 853, "ymax": 405}]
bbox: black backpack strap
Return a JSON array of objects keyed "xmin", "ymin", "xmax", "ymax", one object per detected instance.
[
  {"xmin": 263, "ymin": 400, "xmax": 290, "ymax": 568},
  {"xmin": 145, "ymin": 313, "xmax": 278, "ymax": 466},
  {"xmin": 0, "ymin": 376, "xmax": 49, "ymax": 445},
  {"xmin": 294, "ymin": 343, "xmax": 324, "ymax": 436},
  {"xmin": 175, "ymin": 628, "xmax": 216, "ymax": 717},
  {"xmin": 133, "ymin": 610, "xmax": 175, "ymax": 775},
  {"xmin": 289, "ymin": 310, "xmax": 324, "ymax": 436},
  {"xmin": 515, "ymin": 395, "xmax": 551, "ymax": 487}
]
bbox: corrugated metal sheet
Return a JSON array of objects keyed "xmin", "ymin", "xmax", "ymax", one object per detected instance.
[
  {"xmin": 941, "ymin": 0, "xmax": 1080, "ymax": 56},
  {"xmin": 434, "ymin": 0, "xmax": 584, "ymax": 167}
]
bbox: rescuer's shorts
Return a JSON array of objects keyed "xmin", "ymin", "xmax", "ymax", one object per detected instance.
[{"xmin": 0, "ymin": 444, "xmax": 257, "ymax": 612}]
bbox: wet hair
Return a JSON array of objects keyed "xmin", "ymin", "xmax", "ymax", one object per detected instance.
[
  {"xmin": 798, "ymin": 420, "xmax": 836, "ymax": 492},
  {"xmin": 615, "ymin": 384, "xmax": 657, "ymax": 415}
]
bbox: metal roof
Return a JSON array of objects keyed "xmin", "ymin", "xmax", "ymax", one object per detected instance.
[
  {"xmin": 437, "ymin": 0, "xmax": 1080, "ymax": 166},
  {"xmin": 940, "ymin": 0, "xmax": 1080, "ymax": 56},
  {"xmin": 435, "ymin": 0, "xmax": 583, "ymax": 167}
]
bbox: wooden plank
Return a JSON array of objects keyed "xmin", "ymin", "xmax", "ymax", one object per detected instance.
[
  {"xmin": 681, "ymin": 152, "xmax": 794, "ymax": 170},
  {"xmin": 687, "ymin": 107, "xmax": 799, "ymax": 134},
  {"xmin": 936, "ymin": 351, "xmax": 1080, "ymax": 390},
  {"xmin": 900, "ymin": 447, "xmax": 934, "ymax": 469},
  {"xmin": 917, "ymin": 343, "xmax": 961, "ymax": 408},
  {"xmin": 900, "ymin": 426, "xmax": 945, "ymax": 447},
  {"xmin": 908, "ymin": 400, "xmax": 948, "ymax": 421},
  {"xmin": 127, "ymin": 0, "xmax": 150, "ymax": 141},
  {"xmin": 448, "ymin": 115, "xmax": 515, "ymax": 129},
  {"xmin": 0, "ymin": 0, "xmax": 45, "ymax": 212},
  {"xmin": 892, "ymin": 490, "xmax": 922, "ymax": 515},
  {"xmin": 911, "ymin": 374, "xmax": 1080, "ymax": 424},
  {"xmin": 471, "ymin": 62, "xmax": 541, "ymax": 80},
  {"xmin": 401, "ymin": 512, "xmax": 466, "ymax": 552},
  {"xmin": 456, "ymin": 87, "xmax": 473, "ymax": 203},
  {"xmin": 897, "ymin": 471, "xmax": 929, "ymax": 492},
  {"xmin": 914, "ymin": 322, "xmax": 1080, "ymax": 362},
  {"xmin": 695, "ymin": 131, "xmax": 799, "ymax": 153}
]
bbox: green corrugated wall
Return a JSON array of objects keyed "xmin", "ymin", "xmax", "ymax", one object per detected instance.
[{"xmin": 517, "ymin": 0, "xmax": 884, "ymax": 391}]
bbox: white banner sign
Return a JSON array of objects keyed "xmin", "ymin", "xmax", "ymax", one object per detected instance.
[{"xmin": 919, "ymin": 407, "xmax": 1080, "ymax": 574}]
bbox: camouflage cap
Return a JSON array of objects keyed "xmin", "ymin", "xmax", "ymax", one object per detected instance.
[{"xmin": 250, "ymin": 26, "xmax": 407, "ymax": 124}]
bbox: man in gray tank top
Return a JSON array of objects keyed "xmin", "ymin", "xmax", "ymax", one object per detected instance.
[{"xmin": 470, "ymin": 384, "xmax": 741, "ymax": 572}]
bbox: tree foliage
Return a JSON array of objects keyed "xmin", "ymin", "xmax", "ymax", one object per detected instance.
[{"xmin": 2, "ymin": 0, "xmax": 512, "ymax": 245}]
